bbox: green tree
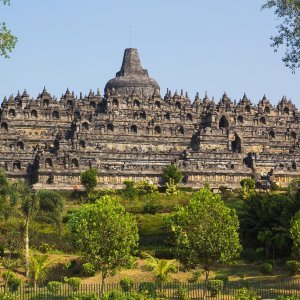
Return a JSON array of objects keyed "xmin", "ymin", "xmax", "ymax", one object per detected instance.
[
  {"xmin": 0, "ymin": 0, "xmax": 17, "ymax": 58},
  {"xmin": 167, "ymin": 188, "xmax": 241, "ymax": 280},
  {"xmin": 290, "ymin": 211, "xmax": 300, "ymax": 259},
  {"xmin": 30, "ymin": 253, "xmax": 57, "ymax": 290},
  {"xmin": 262, "ymin": 0, "xmax": 300, "ymax": 71},
  {"xmin": 162, "ymin": 164, "xmax": 183, "ymax": 185},
  {"xmin": 80, "ymin": 168, "xmax": 98, "ymax": 194},
  {"xmin": 239, "ymin": 192, "xmax": 293, "ymax": 259},
  {"xmin": 144, "ymin": 252, "xmax": 177, "ymax": 285},
  {"xmin": 0, "ymin": 178, "xmax": 64, "ymax": 278},
  {"xmin": 68, "ymin": 195, "xmax": 139, "ymax": 294}
]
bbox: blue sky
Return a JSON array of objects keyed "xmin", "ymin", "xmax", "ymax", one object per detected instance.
[{"xmin": 0, "ymin": 0, "xmax": 299, "ymax": 106}]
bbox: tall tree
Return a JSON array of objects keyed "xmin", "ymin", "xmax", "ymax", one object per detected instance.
[
  {"xmin": 263, "ymin": 0, "xmax": 300, "ymax": 71},
  {"xmin": 0, "ymin": 178, "xmax": 64, "ymax": 278},
  {"xmin": 0, "ymin": 0, "xmax": 17, "ymax": 58},
  {"xmin": 68, "ymin": 195, "xmax": 139, "ymax": 294},
  {"xmin": 290, "ymin": 210, "xmax": 300, "ymax": 259},
  {"xmin": 167, "ymin": 188, "xmax": 241, "ymax": 280}
]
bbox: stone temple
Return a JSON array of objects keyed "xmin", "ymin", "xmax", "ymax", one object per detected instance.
[{"xmin": 1, "ymin": 48, "xmax": 299, "ymax": 189}]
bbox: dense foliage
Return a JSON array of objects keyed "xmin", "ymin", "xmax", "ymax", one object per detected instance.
[
  {"xmin": 167, "ymin": 188, "xmax": 241, "ymax": 279},
  {"xmin": 263, "ymin": 0, "xmax": 300, "ymax": 71},
  {"xmin": 68, "ymin": 195, "xmax": 139, "ymax": 290},
  {"xmin": 0, "ymin": 0, "xmax": 17, "ymax": 58}
]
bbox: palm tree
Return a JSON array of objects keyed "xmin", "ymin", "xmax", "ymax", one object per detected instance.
[
  {"xmin": 30, "ymin": 253, "xmax": 58, "ymax": 290},
  {"xmin": 144, "ymin": 253, "xmax": 177, "ymax": 285},
  {"xmin": 0, "ymin": 175, "xmax": 64, "ymax": 278}
]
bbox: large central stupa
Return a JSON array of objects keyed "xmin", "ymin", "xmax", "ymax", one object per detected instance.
[{"xmin": 104, "ymin": 48, "xmax": 160, "ymax": 98}]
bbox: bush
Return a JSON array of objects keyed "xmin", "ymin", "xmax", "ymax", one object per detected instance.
[
  {"xmin": 240, "ymin": 178, "xmax": 255, "ymax": 190},
  {"xmin": 0, "ymin": 292, "xmax": 15, "ymax": 300},
  {"xmin": 285, "ymin": 260, "xmax": 300, "ymax": 276},
  {"xmin": 135, "ymin": 181, "xmax": 158, "ymax": 195},
  {"xmin": 67, "ymin": 294, "xmax": 98, "ymax": 300},
  {"xmin": 259, "ymin": 263, "xmax": 273, "ymax": 275},
  {"xmin": 82, "ymin": 262, "xmax": 96, "ymax": 277},
  {"xmin": 2, "ymin": 271, "xmax": 21, "ymax": 292},
  {"xmin": 102, "ymin": 291, "xmax": 145, "ymax": 300},
  {"xmin": 177, "ymin": 285, "xmax": 188, "ymax": 300},
  {"xmin": 138, "ymin": 282, "xmax": 157, "ymax": 298},
  {"xmin": 207, "ymin": 280, "xmax": 224, "ymax": 297},
  {"xmin": 47, "ymin": 281, "xmax": 62, "ymax": 294},
  {"xmin": 80, "ymin": 168, "xmax": 98, "ymax": 193},
  {"xmin": 234, "ymin": 288, "xmax": 262, "ymax": 300},
  {"xmin": 214, "ymin": 275, "xmax": 229, "ymax": 285},
  {"xmin": 120, "ymin": 277, "xmax": 134, "ymax": 292},
  {"xmin": 64, "ymin": 277, "xmax": 81, "ymax": 291},
  {"xmin": 38, "ymin": 242, "xmax": 54, "ymax": 254},
  {"xmin": 188, "ymin": 270, "xmax": 202, "ymax": 283},
  {"xmin": 162, "ymin": 164, "xmax": 183, "ymax": 185}
]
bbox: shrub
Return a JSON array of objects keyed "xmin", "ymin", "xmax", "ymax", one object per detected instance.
[
  {"xmin": 188, "ymin": 270, "xmax": 202, "ymax": 283},
  {"xmin": 38, "ymin": 242, "xmax": 54, "ymax": 254},
  {"xmin": 285, "ymin": 260, "xmax": 300, "ymax": 276},
  {"xmin": 234, "ymin": 288, "xmax": 262, "ymax": 300},
  {"xmin": 154, "ymin": 247, "xmax": 175, "ymax": 259},
  {"xmin": 240, "ymin": 178, "xmax": 255, "ymax": 190},
  {"xmin": 177, "ymin": 285, "xmax": 189, "ymax": 300},
  {"xmin": 162, "ymin": 164, "xmax": 183, "ymax": 185},
  {"xmin": 0, "ymin": 292, "xmax": 15, "ymax": 300},
  {"xmin": 138, "ymin": 282, "xmax": 157, "ymax": 298},
  {"xmin": 259, "ymin": 263, "xmax": 273, "ymax": 275},
  {"xmin": 64, "ymin": 277, "xmax": 81, "ymax": 291},
  {"xmin": 80, "ymin": 168, "xmax": 98, "ymax": 194},
  {"xmin": 67, "ymin": 294, "xmax": 98, "ymax": 300},
  {"xmin": 135, "ymin": 181, "xmax": 158, "ymax": 195},
  {"xmin": 207, "ymin": 280, "xmax": 224, "ymax": 297},
  {"xmin": 82, "ymin": 262, "xmax": 96, "ymax": 277},
  {"xmin": 47, "ymin": 281, "xmax": 62, "ymax": 294},
  {"xmin": 214, "ymin": 275, "xmax": 229, "ymax": 285},
  {"xmin": 2, "ymin": 271, "xmax": 21, "ymax": 292},
  {"xmin": 120, "ymin": 277, "xmax": 134, "ymax": 292}
]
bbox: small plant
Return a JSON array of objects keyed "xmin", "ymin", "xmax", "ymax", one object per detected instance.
[
  {"xmin": 259, "ymin": 263, "xmax": 273, "ymax": 275},
  {"xmin": 120, "ymin": 277, "xmax": 134, "ymax": 292},
  {"xmin": 80, "ymin": 168, "xmax": 98, "ymax": 194},
  {"xmin": 47, "ymin": 281, "xmax": 62, "ymax": 294},
  {"xmin": 39, "ymin": 242, "xmax": 54, "ymax": 254},
  {"xmin": 177, "ymin": 285, "xmax": 189, "ymax": 300},
  {"xmin": 64, "ymin": 276, "xmax": 81, "ymax": 291},
  {"xmin": 166, "ymin": 178, "xmax": 179, "ymax": 195},
  {"xmin": 285, "ymin": 260, "xmax": 300, "ymax": 276},
  {"xmin": 2, "ymin": 271, "xmax": 21, "ymax": 292},
  {"xmin": 0, "ymin": 292, "xmax": 15, "ymax": 300},
  {"xmin": 234, "ymin": 288, "xmax": 261, "ymax": 300},
  {"xmin": 188, "ymin": 270, "xmax": 202, "ymax": 283},
  {"xmin": 214, "ymin": 274, "xmax": 229, "ymax": 285},
  {"xmin": 138, "ymin": 282, "xmax": 157, "ymax": 298},
  {"xmin": 82, "ymin": 262, "xmax": 96, "ymax": 277},
  {"xmin": 207, "ymin": 280, "xmax": 224, "ymax": 297}
]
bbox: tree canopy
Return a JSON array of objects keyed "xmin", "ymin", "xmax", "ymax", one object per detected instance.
[
  {"xmin": 68, "ymin": 195, "xmax": 139, "ymax": 292},
  {"xmin": 167, "ymin": 188, "xmax": 241, "ymax": 280},
  {"xmin": 162, "ymin": 164, "xmax": 183, "ymax": 185},
  {"xmin": 263, "ymin": 0, "xmax": 300, "ymax": 71},
  {"xmin": 0, "ymin": 0, "xmax": 17, "ymax": 58},
  {"xmin": 80, "ymin": 168, "xmax": 98, "ymax": 194}
]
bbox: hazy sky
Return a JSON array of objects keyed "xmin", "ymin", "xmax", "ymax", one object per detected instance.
[{"xmin": 0, "ymin": 0, "xmax": 299, "ymax": 106}]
